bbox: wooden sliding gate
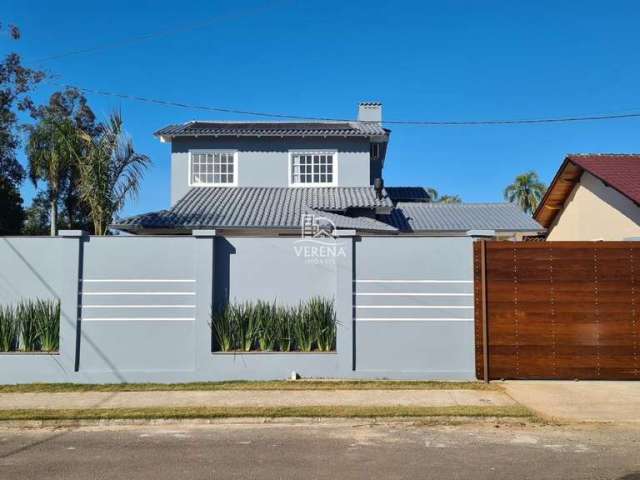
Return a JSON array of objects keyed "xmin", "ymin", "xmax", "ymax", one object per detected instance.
[{"xmin": 474, "ymin": 241, "xmax": 640, "ymax": 380}]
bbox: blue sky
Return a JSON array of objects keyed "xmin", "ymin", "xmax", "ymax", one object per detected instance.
[{"xmin": 4, "ymin": 0, "xmax": 640, "ymax": 217}]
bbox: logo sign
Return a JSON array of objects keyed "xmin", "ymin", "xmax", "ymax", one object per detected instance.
[{"xmin": 294, "ymin": 214, "xmax": 347, "ymax": 264}]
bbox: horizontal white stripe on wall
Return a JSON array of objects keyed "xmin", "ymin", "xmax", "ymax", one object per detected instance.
[
  {"xmin": 82, "ymin": 305, "xmax": 196, "ymax": 309},
  {"xmin": 81, "ymin": 317, "xmax": 196, "ymax": 322},
  {"xmin": 81, "ymin": 292, "xmax": 196, "ymax": 296},
  {"xmin": 355, "ymin": 292, "xmax": 473, "ymax": 296},
  {"xmin": 356, "ymin": 318, "xmax": 473, "ymax": 322},
  {"xmin": 81, "ymin": 279, "xmax": 195, "ymax": 283},
  {"xmin": 356, "ymin": 305, "xmax": 473, "ymax": 309},
  {"xmin": 355, "ymin": 280, "xmax": 472, "ymax": 284}
]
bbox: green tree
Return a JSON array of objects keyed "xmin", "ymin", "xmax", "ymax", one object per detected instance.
[
  {"xmin": 0, "ymin": 23, "xmax": 45, "ymax": 234},
  {"xmin": 438, "ymin": 194, "xmax": 462, "ymax": 204},
  {"xmin": 28, "ymin": 88, "xmax": 99, "ymax": 234},
  {"xmin": 26, "ymin": 116, "xmax": 84, "ymax": 236},
  {"xmin": 79, "ymin": 112, "xmax": 150, "ymax": 235},
  {"xmin": 22, "ymin": 190, "xmax": 50, "ymax": 235},
  {"xmin": 425, "ymin": 188, "xmax": 462, "ymax": 204},
  {"xmin": 504, "ymin": 171, "xmax": 547, "ymax": 214},
  {"xmin": 0, "ymin": 177, "xmax": 24, "ymax": 235}
]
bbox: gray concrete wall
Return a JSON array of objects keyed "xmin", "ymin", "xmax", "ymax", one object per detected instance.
[
  {"xmin": 170, "ymin": 137, "xmax": 372, "ymax": 204},
  {"xmin": 0, "ymin": 237, "xmax": 62, "ymax": 304},
  {"xmin": 0, "ymin": 237, "xmax": 73, "ymax": 382},
  {"xmin": 214, "ymin": 236, "xmax": 336, "ymax": 309},
  {"xmin": 78, "ymin": 236, "xmax": 199, "ymax": 377},
  {"xmin": 0, "ymin": 233, "xmax": 476, "ymax": 384},
  {"xmin": 354, "ymin": 237, "xmax": 475, "ymax": 379}
]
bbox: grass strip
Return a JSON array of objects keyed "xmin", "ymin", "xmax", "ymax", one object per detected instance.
[
  {"xmin": 0, "ymin": 380, "xmax": 498, "ymax": 393},
  {"xmin": 0, "ymin": 405, "xmax": 532, "ymax": 421}
]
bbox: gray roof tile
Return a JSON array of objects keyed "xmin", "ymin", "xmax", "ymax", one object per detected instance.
[
  {"xmin": 306, "ymin": 209, "xmax": 397, "ymax": 232},
  {"xmin": 114, "ymin": 186, "xmax": 393, "ymax": 231},
  {"xmin": 386, "ymin": 202, "xmax": 544, "ymax": 232},
  {"xmin": 114, "ymin": 189, "xmax": 543, "ymax": 234},
  {"xmin": 155, "ymin": 121, "xmax": 389, "ymax": 138}
]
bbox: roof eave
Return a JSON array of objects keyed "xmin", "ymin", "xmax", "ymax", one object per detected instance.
[
  {"xmin": 398, "ymin": 227, "xmax": 545, "ymax": 235},
  {"xmin": 155, "ymin": 133, "xmax": 388, "ymax": 140},
  {"xmin": 533, "ymin": 157, "xmax": 583, "ymax": 228},
  {"xmin": 111, "ymin": 224, "xmax": 397, "ymax": 235}
]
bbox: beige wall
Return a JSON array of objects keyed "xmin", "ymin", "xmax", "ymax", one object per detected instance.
[{"xmin": 547, "ymin": 171, "xmax": 640, "ymax": 241}]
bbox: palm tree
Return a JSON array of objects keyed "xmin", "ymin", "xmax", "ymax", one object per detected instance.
[
  {"xmin": 425, "ymin": 188, "xmax": 462, "ymax": 204},
  {"xmin": 438, "ymin": 194, "xmax": 462, "ymax": 204},
  {"xmin": 504, "ymin": 171, "xmax": 547, "ymax": 214},
  {"xmin": 26, "ymin": 117, "xmax": 83, "ymax": 236},
  {"xmin": 78, "ymin": 112, "xmax": 150, "ymax": 235}
]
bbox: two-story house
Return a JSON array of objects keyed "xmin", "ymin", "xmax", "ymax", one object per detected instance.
[{"xmin": 113, "ymin": 102, "xmax": 542, "ymax": 237}]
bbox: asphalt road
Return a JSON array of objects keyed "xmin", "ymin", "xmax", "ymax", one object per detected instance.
[{"xmin": 1, "ymin": 421, "xmax": 639, "ymax": 480}]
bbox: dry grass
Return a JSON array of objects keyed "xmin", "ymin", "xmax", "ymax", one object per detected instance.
[
  {"xmin": 0, "ymin": 405, "xmax": 532, "ymax": 421},
  {"xmin": 0, "ymin": 380, "xmax": 498, "ymax": 393}
]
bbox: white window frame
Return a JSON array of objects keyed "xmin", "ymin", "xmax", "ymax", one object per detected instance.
[
  {"xmin": 288, "ymin": 150, "xmax": 338, "ymax": 187},
  {"xmin": 188, "ymin": 149, "xmax": 238, "ymax": 187}
]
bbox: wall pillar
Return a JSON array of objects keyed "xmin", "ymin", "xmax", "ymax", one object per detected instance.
[
  {"xmin": 193, "ymin": 230, "xmax": 216, "ymax": 377},
  {"xmin": 334, "ymin": 231, "xmax": 356, "ymax": 375},
  {"xmin": 58, "ymin": 230, "xmax": 85, "ymax": 374}
]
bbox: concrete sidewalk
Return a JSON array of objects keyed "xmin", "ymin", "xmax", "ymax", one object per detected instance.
[
  {"xmin": 0, "ymin": 389, "xmax": 515, "ymax": 410},
  {"xmin": 502, "ymin": 381, "xmax": 640, "ymax": 423}
]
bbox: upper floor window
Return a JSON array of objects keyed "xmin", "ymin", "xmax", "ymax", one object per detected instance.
[
  {"xmin": 189, "ymin": 150, "xmax": 237, "ymax": 186},
  {"xmin": 289, "ymin": 151, "xmax": 337, "ymax": 186}
]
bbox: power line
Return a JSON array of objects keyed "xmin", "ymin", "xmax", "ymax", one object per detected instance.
[
  {"xmin": 24, "ymin": 3, "xmax": 640, "ymax": 127},
  {"xmin": 30, "ymin": 1, "xmax": 290, "ymax": 64},
  {"xmin": 388, "ymin": 111, "xmax": 640, "ymax": 125},
  {"xmin": 48, "ymin": 81, "xmax": 640, "ymax": 127},
  {"xmin": 47, "ymin": 81, "xmax": 357, "ymax": 121}
]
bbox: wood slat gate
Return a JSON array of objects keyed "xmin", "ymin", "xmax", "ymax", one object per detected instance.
[{"xmin": 474, "ymin": 241, "xmax": 640, "ymax": 380}]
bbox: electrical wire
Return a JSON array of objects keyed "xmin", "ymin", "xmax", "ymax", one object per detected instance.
[
  {"xmin": 25, "ymin": 2, "xmax": 640, "ymax": 126},
  {"xmin": 30, "ymin": 1, "xmax": 291, "ymax": 64},
  {"xmin": 47, "ymin": 82, "xmax": 640, "ymax": 127}
]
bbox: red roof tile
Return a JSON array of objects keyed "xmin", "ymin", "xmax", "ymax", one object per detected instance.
[{"xmin": 567, "ymin": 154, "xmax": 640, "ymax": 205}]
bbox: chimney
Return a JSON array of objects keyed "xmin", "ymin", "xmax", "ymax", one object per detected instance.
[{"xmin": 358, "ymin": 102, "xmax": 382, "ymax": 123}]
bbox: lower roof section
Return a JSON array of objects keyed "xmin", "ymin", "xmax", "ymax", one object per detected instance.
[
  {"xmin": 386, "ymin": 202, "xmax": 544, "ymax": 233},
  {"xmin": 112, "ymin": 186, "xmax": 543, "ymax": 235},
  {"xmin": 113, "ymin": 186, "xmax": 394, "ymax": 233}
]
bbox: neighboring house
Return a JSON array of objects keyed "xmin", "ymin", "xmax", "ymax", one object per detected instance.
[
  {"xmin": 535, "ymin": 154, "xmax": 640, "ymax": 241},
  {"xmin": 113, "ymin": 102, "xmax": 542, "ymax": 237}
]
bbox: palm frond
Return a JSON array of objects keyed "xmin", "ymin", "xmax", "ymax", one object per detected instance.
[
  {"xmin": 503, "ymin": 171, "xmax": 547, "ymax": 214},
  {"xmin": 78, "ymin": 111, "xmax": 150, "ymax": 234}
]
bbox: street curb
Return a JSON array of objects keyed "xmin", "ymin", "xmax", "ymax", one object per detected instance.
[{"xmin": 0, "ymin": 416, "xmax": 535, "ymax": 430}]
